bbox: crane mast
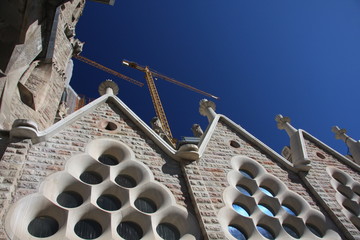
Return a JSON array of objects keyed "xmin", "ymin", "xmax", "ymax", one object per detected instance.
[
  {"xmin": 144, "ymin": 67, "xmax": 175, "ymax": 144},
  {"xmin": 123, "ymin": 60, "xmax": 219, "ymax": 147}
]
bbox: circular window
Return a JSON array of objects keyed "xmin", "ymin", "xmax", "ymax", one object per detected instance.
[
  {"xmin": 258, "ymin": 204, "xmax": 275, "ymax": 217},
  {"xmin": 74, "ymin": 219, "xmax": 102, "ymax": 239},
  {"xmin": 337, "ymin": 185, "xmax": 353, "ymax": 199},
  {"xmin": 80, "ymin": 171, "xmax": 103, "ymax": 185},
  {"xmin": 97, "ymin": 194, "xmax": 121, "ymax": 211},
  {"xmin": 332, "ymin": 172, "xmax": 347, "ymax": 185},
  {"xmin": 232, "ymin": 204, "xmax": 250, "ymax": 217},
  {"xmin": 98, "ymin": 154, "xmax": 119, "ymax": 166},
  {"xmin": 105, "ymin": 121, "xmax": 117, "ymax": 131},
  {"xmin": 306, "ymin": 224, "xmax": 323, "ymax": 237},
  {"xmin": 260, "ymin": 187, "xmax": 274, "ymax": 197},
  {"xmin": 353, "ymin": 185, "xmax": 360, "ymax": 196},
  {"xmin": 28, "ymin": 216, "xmax": 59, "ymax": 238},
  {"xmin": 228, "ymin": 225, "xmax": 247, "ymax": 240},
  {"xmin": 57, "ymin": 191, "xmax": 83, "ymax": 208},
  {"xmin": 283, "ymin": 224, "xmax": 300, "ymax": 239},
  {"xmin": 115, "ymin": 174, "xmax": 137, "ymax": 188},
  {"xmin": 156, "ymin": 223, "xmax": 180, "ymax": 240},
  {"xmin": 230, "ymin": 140, "xmax": 241, "ymax": 148},
  {"xmin": 281, "ymin": 205, "xmax": 297, "ymax": 216},
  {"xmin": 134, "ymin": 197, "xmax": 157, "ymax": 213},
  {"xmin": 316, "ymin": 152, "xmax": 325, "ymax": 159},
  {"xmin": 236, "ymin": 185, "xmax": 252, "ymax": 196},
  {"xmin": 256, "ymin": 225, "xmax": 274, "ymax": 239},
  {"xmin": 117, "ymin": 222, "xmax": 143, "ymax": 240},
  {"xmin": 239, "ymin": 169, "xmax": 253, "ymax": 179}
]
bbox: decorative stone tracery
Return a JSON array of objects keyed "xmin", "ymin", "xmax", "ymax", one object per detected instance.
[
  {"xmin": 219, "ymin": 155, "xmax": 341, "ymax": 239},
  {"xmin": 5, "ymin": 138, "xmax": 199, "ymax": 240}
]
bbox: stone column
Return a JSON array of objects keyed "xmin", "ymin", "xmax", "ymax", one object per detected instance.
[
  {"xmin": 332, "ymin": 126, "xmax": 360, "ymax": 164},
  {"xmin": 199, "ymin": 99, "xmax": 216, "ymax": 122}
]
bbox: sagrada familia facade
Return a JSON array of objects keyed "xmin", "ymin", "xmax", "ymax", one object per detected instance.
[{"xmin": 0, "ymin": 1, "xmax": 360, "ymax": 239}]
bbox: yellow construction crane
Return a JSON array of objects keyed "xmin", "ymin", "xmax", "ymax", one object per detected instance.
[
  {"xmin": 122, "ymin": 60, "xmax": 219, "ymax": 146},
  {"xmin": 73, "ymin": 55, "xmax": 219, "ymax": 147},
  {"xmin": 73, "ymin": 55, "xmax": 144, "ymax": 87}
]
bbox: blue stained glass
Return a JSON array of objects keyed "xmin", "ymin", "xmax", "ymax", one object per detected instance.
[
  {"xmin": 232, "ymin": 204, "xmax": 250, "ymax": 217},
  {"xmin": 258, "ymin": 204, "xmax": 274, "ymax": 217},
  {"xmin": 256, "ymin": 226, "xmax": 274, "ymax": 239},
  {"xmin": 239, "ymin": 170, "xmax": 253, "ymax": 179},
  {"xmin": 236, "ymin": 185, "xmax": 252, "ymax": 196},
  {"xmin": 307, "ymin": 224, "xmax": 323, "ymax": 237},
  {"xmin": 228, "ymin": 226, "xmax": 247, "ymax": 240},
  {"xmin": 282, "ymin": 205, "xmax": 297, "ymax": 216},
  {"xmin": 260, "ymin": 187, "xmax": 274, "ymax": 197},
  {"xmin": 283, "ymin": 224, "xmax": 300, "ymax": 238}
]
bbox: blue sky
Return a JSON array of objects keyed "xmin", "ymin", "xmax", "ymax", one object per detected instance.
[{"xmin": 71, "ymin": 0, "xmax": 360, "ymax": 154}]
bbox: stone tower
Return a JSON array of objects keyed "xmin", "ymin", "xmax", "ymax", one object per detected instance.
[{"xmin": 1, "ymin": 2, "xmax": 360, "ymax": 240}]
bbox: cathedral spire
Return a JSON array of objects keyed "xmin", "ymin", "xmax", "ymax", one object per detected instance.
[{"xmin": 332, "ymin": 126, "xmax": 360, "ymax": 164}]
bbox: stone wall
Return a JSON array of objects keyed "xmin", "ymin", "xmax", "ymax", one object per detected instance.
[
  {"xmin": 302, "ymin": 137, "xmax": 360, "ymax": 239},
  {"xmin": 0, "ymin": 102, "xmax": 198, "ymax": 239},
  {"xmin": 0, "ymin": 0, "xmax": 85, "ymax": 131},
  {"xmin": 183, "ymin": 120, "xmax": 335, "ymax": 239}
]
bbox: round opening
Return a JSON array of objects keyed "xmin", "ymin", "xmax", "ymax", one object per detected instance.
[
  {"xmin": 97, "ymin": 194, "xmax": 121, "ymax": 211},
  {"xmin": 134, "ymin": 197, "xmax": 157, "ymax": 213},
  {"xmin": 316, "ymin": 152, "xmax": 325, "ymax": 159},
  {"xmin": 281, "ymin": 205, "xmax": 297, "ymax": 216},
  {"xmin": 236, "ymin": 185, "xmax": 252, "ymax": 196},
  {"xmin": 337, "ymin": 185, "xmax": 353, "ymax": 199},
  {"xmin": 343, "ymin": 199, "xmax": 360, "ymax": 215},
  {"xmin": 156, "ymin": 223, "xmax": 180, "ymax": 240},
  {"xmin": 230, "ymin": 140, "xmax": 241, "ymax": 148},
  {"xmin": 57, "ymin": 191, "xmax": 83, "ymax": 208},
  {"xmin": 232, "ymin": 204, "xmax": 250, "ymax": 217},
  {"xmin": 306, "ymin": 223, "xmax": 323, "ymax": 238},
  {"xmin": 257, "ymin": 225, "xmax": 274, "ymax": 239},
  {"xmin": 239, "ymin": 169, "xmax": 254, "ymax": 179},
  {"xmin": 353, "ymin": 185, "xmax": 360, "ymax": 196},
  {"xmin": 283, "ymin": 224, "xmax": 300, "ymax": 239},
  {"xmin": 80, "ymin": 171, "xmax": 103, "ymax": 185},
  {"xmin": 115, "ymin": 174, "xmax": 137, "ymax": 188},
  {"xmin": 228, "ymin": 225, "xmax": 247, "ymax": 240},
  {"xmin": 28, "ymin": 216, "xmax": 59, "ymax": 238},
  {"xmin": 117, "ymin": 222, "xmax": 143, "ymax": 240},
  {"xmin": 74, "ymin": 219, "xmax": 102, "ymax": 239},
  {"xmin": 258, "ymin": 204, "xmax": 275, "ymax": 217},
  {"xmin": 98, "ymin": 154, "xmax": 119, "ymax": 166},
  {"xmin": 105, "ymin": 121, "xmax": 117, "ymax": 131},
  {"xmin": 332, "ymin": 171, "xmax": 347, "ymax": 185},
  {"xmin": 260, "ymin": 187, "xmax": 275, "ymax": 197}
]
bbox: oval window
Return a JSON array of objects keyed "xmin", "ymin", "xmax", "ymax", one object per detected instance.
[
  {"xmin": 74, "ymin": 219, "xmax": 102, "ymax": 239},
  {"xmin": 28, "ymin": 216, "xmax": 59, "ymax": 238}
]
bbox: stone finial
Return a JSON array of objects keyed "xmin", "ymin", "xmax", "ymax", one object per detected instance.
[
  {"xmin": 65, "ymin": 25, "xmax": 75, "ymax": 38},
  {"xmin": 98, "ymin": 79, "xmax": 119, "ymax": 96},
  {"xmin": 199, "ymin": 99, "xmax": 216, "ymax": 122},
  {"xmin": 150, "ymin": 117, "xmax": 165, "ymax": 136},
  {"xmin": 275, "ymin": 114, "xmax": 297, "ymax": 137},
  {"xmin": 332, "ymin": 126, "xmax": 348, "ymax": 141},
  {"xmin": 10, "ymin": 119, "xmax": 39, "ymax": 139},
  {"xmin": 191, "ymin": 124, "xmax": 204, "ymax": 137},
  {"xmin": 72, "ymin": 39, "xmax": 84, "ymax": 55},
  {"xmin": 332, "ymin": 126, "xmax": 360, "ymax": 164}
]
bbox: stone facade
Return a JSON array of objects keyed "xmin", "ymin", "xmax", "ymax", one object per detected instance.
[
  {"xmin": 0, "ymin": 0, "xmax": 87, "ymax": 131},
  {"xmin": 1, "ymin": 1, "xmax": 360, "ymax": 240}
]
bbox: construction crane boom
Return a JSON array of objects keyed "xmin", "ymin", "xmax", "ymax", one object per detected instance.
[
  {"xmin": 73, "ymin": 55, "xmax": 144, "ymax": 87},
  {"xmin": 122, "ymin": 59, "xmax": 219, "ymax": 146}
]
